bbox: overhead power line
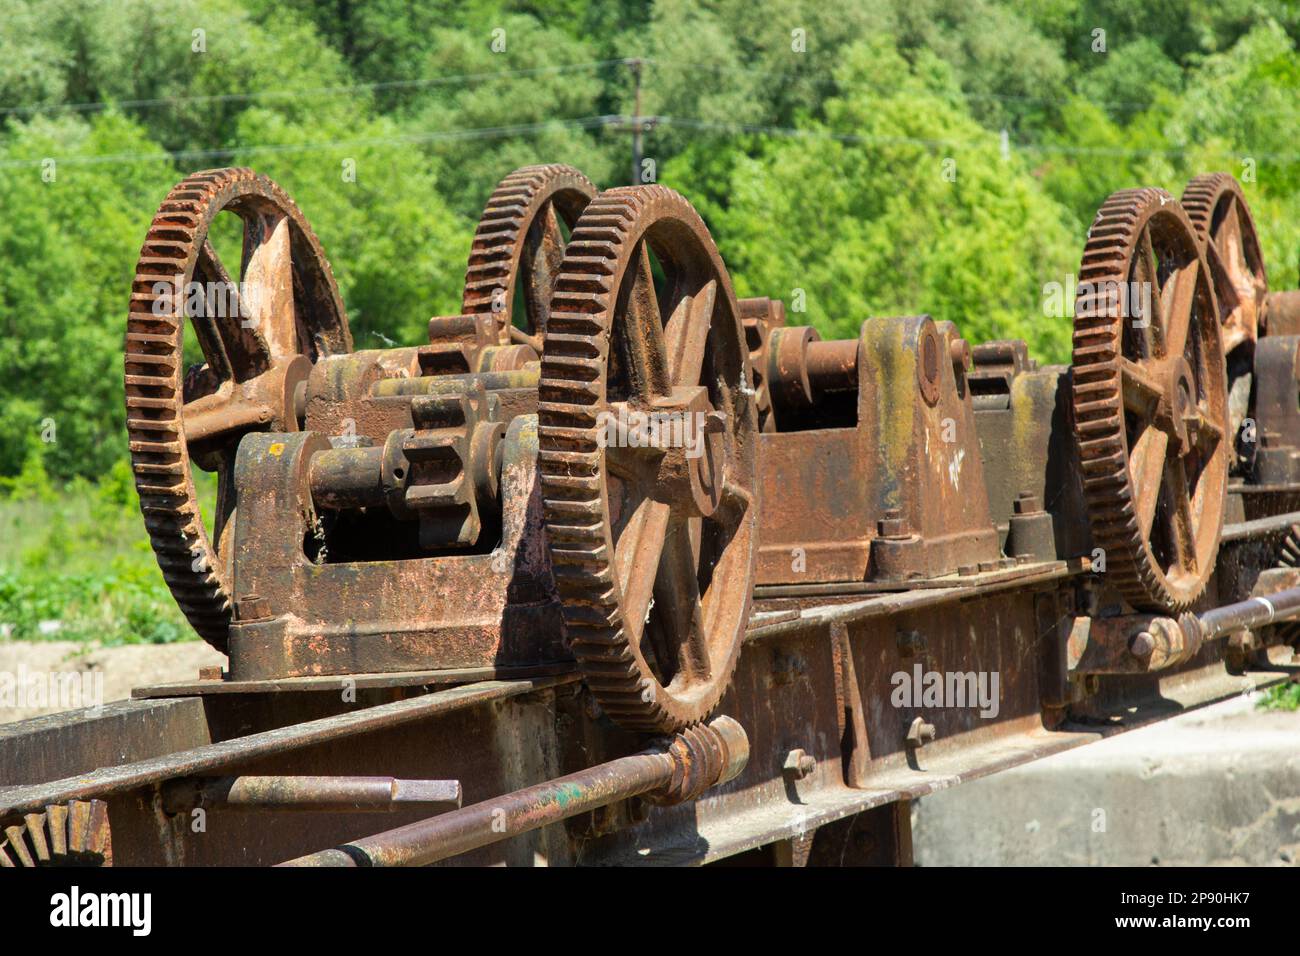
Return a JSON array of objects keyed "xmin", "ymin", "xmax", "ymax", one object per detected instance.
[
  {"xmin": 0, "ymin": 58, "xmax": 636, "ymax": 118},
  {"xmin": 3, "ymin": 111, "xmax": 1296, "ymax": 172},
  {"xmin": 1, "ymin": 53, "xmax": 1245, "ymax": 123},
  {"xmin": 0, "ymin": 116, "xmax": 621, "ymax": 170},
  {"xmin": 653, "ymin": 116, "xmax": 1300, "ymax": 164}
]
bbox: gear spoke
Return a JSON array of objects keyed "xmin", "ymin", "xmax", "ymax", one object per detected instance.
[
  {"xmin": 664, "ymin": 279, "xmax": 716, "ymax": 387},
  {"xmin": 622, "ymin": 241, "xmax": 672, "ymax": 400},
  {"xmin": 1163, "ymin": 458, "xmax": 1198, "ymax": 575},
  {"xmin": 653, "ymin": 516, "xmax": 709, "ymax": 682},
  {"xmin": 240, "ymin": 211, "xmax": 298, "ymax": 364},
  {"xmin": 1163, "ymin": 258, "xmax": 1198, "ymax": 360},
  {"xmin": 1193, "ymin": 404, "xmax": 1224, "ymax": 450},
  {"xmin": 1219, "ymin": 196, "xmax": 1244, "ymax": 257},
  {"xmin": 191, "ymin": 241, "xmax": 238, "ymax": 380},
  {"xmin": 520, "ymin": 201, "xmax": 567, "ymax": 343},
  {"xmin": 1120, "ymin": 357, "xmax": 1164, "ymax": 414},
  {"xmin": 1131, "ymin": 425, "xmax": 1169, "ymax": 536},
  {"xmin": 1135, "ymin": 228, "xmax": 1164, "ymax": 358},
  {"xmin": 615, "ymin": 497, "xmax": 671, "ymax": 641}
]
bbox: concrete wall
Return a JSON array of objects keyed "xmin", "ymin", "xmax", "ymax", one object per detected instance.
[{"xmin": 913, "ymin": 695, "xmax": 1300, "ymax": 866}]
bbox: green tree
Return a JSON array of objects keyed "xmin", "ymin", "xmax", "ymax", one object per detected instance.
[
  {"xmin": 666, "ymin": 38, "xmax": 1081, "ymax": 362},
  {"xmin": 0, "ymin": 112, "xmax": 179, "ymax": 479}
]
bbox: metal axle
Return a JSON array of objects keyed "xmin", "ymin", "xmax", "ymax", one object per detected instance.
[
  {"xmin": 280, "ymin": 716, "xmax": 749, "ymax": 867},
  {"xmin": 160, "ymin": 775, "xmax": 462, "ymax": 815}
]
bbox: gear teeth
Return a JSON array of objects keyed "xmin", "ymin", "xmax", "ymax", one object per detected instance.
[
  {"xmin": 126, "ymin": 168, "xmax": 350, "ymax": 652},
  {"xmin": 1181, "ymin": 173, "xmax": 1267, "ymax": 295},
  {"xmin": 1182, "ymin": 174, "xmax": 1240, "ymax": 241},
  {"xmin": 0, "ymin": 800, "xmax": 111, "ymax": 867}
]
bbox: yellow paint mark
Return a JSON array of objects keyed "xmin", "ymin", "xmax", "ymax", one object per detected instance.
[{"xmin": 269, "ymin": 442, "xmax": 285, "ymax": 457}]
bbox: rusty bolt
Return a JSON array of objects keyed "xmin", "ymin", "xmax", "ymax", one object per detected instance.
[
  {"xmin": 1128, "ymin": 630, "xmax": 1156, "ymax": 659},
  {"xmin": 877, "ymin": 508, "xmax": 908, "ymax": 539},
  {"xmin": 783, "ymin": 748, "xmax": 816, "ymax": 781},
  {"xmin": 235, "ymin": 593, "xmax": 270, "ymax": 622},
  {"xmin": 905, "ymin": 717, "xmax": 937, "ymax": 748},
  {"xmin": 978, "ymin": 559, "xmax": 998, "ymax": 572},
  {"xmin": 198, "ymin": 665, "xmax": 223, "ymax": 681},
  {"xmin": 1013, "ymin": 491, "xmax": 1042, "ymax": 515},
  {"xmin": 896, "ymin": 629, "xmax": 926, "ymax": 658},
  {"xmin": 949, "ymin": 338, "xmax": 971, "ymax": 373}
]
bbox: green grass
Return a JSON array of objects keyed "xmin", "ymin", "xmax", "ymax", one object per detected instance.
[
  {"xmin": 1259, "ymin": 681, "xmax": 1300, "ymax": 712},
  {"xmin": 0, "ymin": 453, "xmax": 212, "ymax": 646}
]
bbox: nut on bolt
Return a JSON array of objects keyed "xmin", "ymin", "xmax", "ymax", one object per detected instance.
[
  {"xmin": 949, "ymin": 337, "xmax": 971, "ymax": 373},
  {"xmin": 905, "ymin": 717, "xmax": 936, "ymax": 748},
  {"xmin": 782, "ymin": 748, "xmax": 816, "ymax": 781},
  {"xmin": 877, "ymin": 508, "xmax": 908, "ymax": 539},
  {"xmin": 1013, "ymin": 491, "xmax": 1042, "ymax": 515},
  {"xmin": 235, "ymin": 593, "xmax": 271, "ymax": 623}
]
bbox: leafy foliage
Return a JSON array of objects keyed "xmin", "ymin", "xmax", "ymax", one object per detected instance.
[{"xmin": 0, "ymin": 0, "xmax": 1298, "ymax": 643}]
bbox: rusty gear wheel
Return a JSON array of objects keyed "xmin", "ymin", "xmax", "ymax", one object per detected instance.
[
  {"xmin": 462, "ymin": 164, "xmax": 597, "ymax": 353},
  {"xmin": 126, "ymin": 168, "xmax": 351, "ymax": 651},
  {"xmin": 0, "ymin": 800, "xmax": 111, "ymax": 867},
  {"xmin": 537, "ymin": 185, "xmax": 759, "ymax": 733},
  {"xmin": 1073, "ymin": 188, "xmax": 1229, "ymax": 613},
  {"xmin": 1183, "ymin": 174, "xmax": 1268, "ymax": 471},
  {"xmin": 1181, "ymin": 173, "xmax": 1268, "ymax": 354}
]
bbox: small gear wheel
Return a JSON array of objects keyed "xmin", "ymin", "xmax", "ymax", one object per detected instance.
[{"xmin": 1072, "ymin": 188, "xmax": 1229, "ymax": 613}]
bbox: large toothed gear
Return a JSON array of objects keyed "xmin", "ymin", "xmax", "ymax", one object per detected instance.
[
  {"xmin": 1181, "ymin": 173, "xmax": 1268, "ymax": 354},
  {"xmin": 0, "ymin": 800, "xmax": 112, "ymax": 867},
  {"xmin": 1072, "ymin": 188, "xmax": 1229, "ymax": 613},
  {"xmin": 537, "ymin": 185, "xmax": 759, "ymax": 733},
  {"xmin": 462, "ymin": 164, "xmax": 598, "ymax": 353},
  {"xmin": 126, "ymin": 169, "xmax": 351, "ymax": 651}
]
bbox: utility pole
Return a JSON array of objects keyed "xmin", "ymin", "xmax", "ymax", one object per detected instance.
[
  {"xmin": 630, "ymin": 58, "xmax": 644, "ymax": 185},
  {"xmin": 620, "ymin": 58, "xmax": 658, "ymax": 185}
]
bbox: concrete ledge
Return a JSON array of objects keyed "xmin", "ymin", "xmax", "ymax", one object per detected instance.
[{"xmin": 913, "ymin": 694, "xmax": 1300, "ymax": 866}]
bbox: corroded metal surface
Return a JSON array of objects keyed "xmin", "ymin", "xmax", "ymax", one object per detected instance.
[
  {"xmin": 281, "ymin": 716, "xmax": 747, "ymax": 866},
  {"xmin": 0, "ymin": 800, "xmax": 111, "ymax": 867}
]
